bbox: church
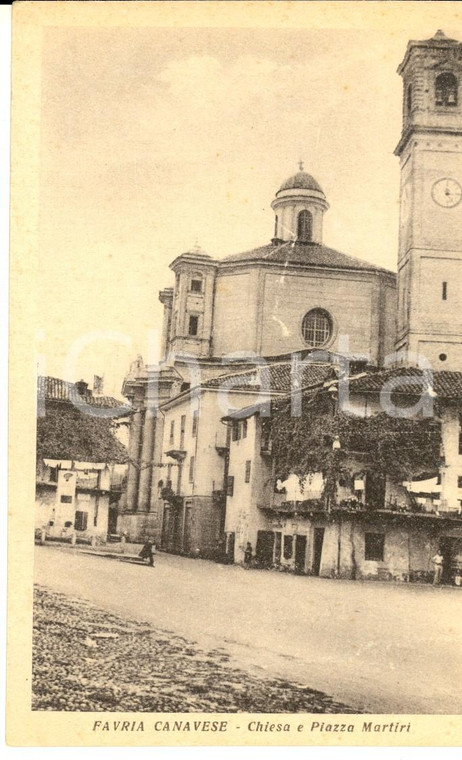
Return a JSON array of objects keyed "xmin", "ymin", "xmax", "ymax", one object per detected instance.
[{"xmin": 119, "ymin": 30, "xmax": 462, "ymax": 560}]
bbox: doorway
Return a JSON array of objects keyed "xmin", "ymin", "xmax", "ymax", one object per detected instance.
[
  {"xmin": 183, "ymin": 502, "xmax": 193, "ymax": 554},
  {"xmin": 439, "ymin": 536, "xmax": 462, "ymax": 584},
  {"xmin": 107, "ymin": 506, "xmax": 118, "ymax": 536},
  {"xmin": 274, "ymin": 532, "xmax": 282, "ymax": 565},
  {"xmin": 312, "ymin": 527, "xmax": 325, "ymax": 576},
  {"xmin": 161, "ymin": 505, "xmax": 171, "ymax": 549},
  {"xmin": 226, "ymin": 532, "xmax": 235, "ymax": 563},
  {"xmin": 295, "ymin": 535, "xmax": 307, "ymax": 574},
  {"xmin": 256, "ymin": 530, "xmax": 275, "ymax": 568}
]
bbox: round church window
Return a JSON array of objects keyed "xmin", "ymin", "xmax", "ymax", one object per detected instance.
[{"xmin": 302, "ymin": 308, "xmax": 333, "ymax": 347}]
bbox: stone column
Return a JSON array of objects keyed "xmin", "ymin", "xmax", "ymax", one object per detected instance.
[
  {"xmin": 137, "ymin": 413, "xmax": 156, "ymax": 511},
  {"xmin": 125, "ymin": 407, "xmax": 143, "ymax": 511}
]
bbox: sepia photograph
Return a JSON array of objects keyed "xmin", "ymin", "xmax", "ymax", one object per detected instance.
[{"xmin": 7, "ymin": 0, "xmax": 462, "ymax": 747}]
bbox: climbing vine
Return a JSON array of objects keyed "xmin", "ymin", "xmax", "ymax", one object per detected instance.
[
  {"xmin": 265, "ymin": 394, "xmax": 443, "ymax": 498},
  {"xmin": 160, "ymin": 486, "xmax": 184, "ymax": 510}
]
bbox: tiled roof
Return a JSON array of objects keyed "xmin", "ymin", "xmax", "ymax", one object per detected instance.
[
  {"xmin": 220, "ymin": 241, "xmax": 395, "ymax": 275},
  {"xmin": 202, "ymin": 362, "xmax": 334, "ymax": 394},
  {"xmin": 347, "ymin": 367, "xmax": 462, "ymax": 399},
  {"xmin": 37, "ymin": 377, "xmax": 131, "ymax": 413}
]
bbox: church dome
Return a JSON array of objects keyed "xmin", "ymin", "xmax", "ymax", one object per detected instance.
[{"xmin": 277, "ymin": 170, "xmax": 324, "ymax": 196}]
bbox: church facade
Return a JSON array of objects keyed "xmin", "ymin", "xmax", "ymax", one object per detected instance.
[{"xmin": 119, "ymin": 30, "xmax": 462, "ymax": 557}]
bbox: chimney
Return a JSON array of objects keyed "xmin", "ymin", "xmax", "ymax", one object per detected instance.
[
  {"xmin": 93, "ymin": 375, "xmax": 104, "ymax": 395},
  {"xmin": 75, "ymin": 379, "xmax": 89, "ymax": 398}
]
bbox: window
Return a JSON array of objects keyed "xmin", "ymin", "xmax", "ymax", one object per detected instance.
[
  {"xmin": 457, "ymin": 476, "xmax": 462, "ymax": 489},
  {"xmin": 60, "ymin": 494, "xmax": 72, "ymax": 503},
  {"xmin": 407, "ymin": 83, "xmax": 413, "ymax": 115},
  {"xmin": 442, "ymin": 281, "xmax": 448, "ymax": 301},
  {"xmin": 283, "ymin": 535, "xmax": 293, "ymax": 560},
  {"xmin": 166, "ymin": 464, "xmax": 172, "ymax": 489},
  {"xmin": 188, "ymin": 315, "xmax": 199, "ymax": 336},
  {"xmin": 192, "ymin": 409, "xmax": 199, "ymax": 437},
  {"xmin": 302, "ymin": 308, "xmax": 333, "ymax": 347},
  {"xmin": 226, "ymin": 475, "xmax": 234, "ymax": 496},
  {"xmin": 435, "ymin": 72, "xmax": 458, "ymax": 107},
  {"xmin": 232, "ymin": 421, "xmax": 241, "ymax": 442},
  {"xmin": 242, "ymin": 419, "xmax": 248, "ymax": 439},
  {"xmin": 180, "ymin": 414, "xmax": 186, "ymax": 449},
  {"xmin": 169, "ymin": 420, "xmax": 175, "ymax": 446},
  {"xmin": 245, "ymin": 460, "xmax": 251, "ymax": 483},
  {"xmin": 189, "ymin": 456, "xmax": 195, "ymax": 483},
  {"xmin": 297, "ymin": 209, "xmax": 313, "ymax": 242},
  {"xmin": 190, "ymin": 278, "xmax": 203, "ymax": 293},
  {"xmin": 74, "ymin": 511, "xmax": 88, "ymax": 531},
  {"xmin": 274, "ymin": 215, "xmax": 278, "ymax": 239},
  {"xmin": 365, "ymin": 532, "xmax": 385, "ymax": 561},
  {"xmin": 49, "ymin": 466, "xmax": 58, "ymax": 483}
]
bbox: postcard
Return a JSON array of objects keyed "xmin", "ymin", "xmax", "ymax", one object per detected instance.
[{"xmin": 7, "ymin": 0, "xmax": 462, "ymax": 747}]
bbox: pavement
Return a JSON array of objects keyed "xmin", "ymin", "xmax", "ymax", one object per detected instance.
[
  {"xmin": 34, "ymin": 544, "xmax": 462, "ymax": 714},
  {"xmin": 32, "ymin": 586, "xmax": 354, "ymax": 713}
]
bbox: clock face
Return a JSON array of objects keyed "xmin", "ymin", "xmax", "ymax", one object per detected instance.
[{"xmin": 431, "ymin": 178, "xmax": 462, "ymax": 208}]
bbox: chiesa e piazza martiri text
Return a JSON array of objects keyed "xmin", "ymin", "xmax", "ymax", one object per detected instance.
[{"xmin": 118, "ymin": 31, "xmax": 462, "ymax": 581}]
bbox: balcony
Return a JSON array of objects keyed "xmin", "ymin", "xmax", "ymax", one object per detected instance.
[
  {"xmin": 215, "ymin": 431, "xmax": 229, "ymax": 456},
  {"xmin": 260, "ymin": 438, "xmax": 273, "ymax": 456},
  {"xmin": 165, "ymin": 449, "xmax": 187, "ymax": 462},
  {"xmin": 258, "ymin": 497, "xmax": 462, "ymax": 522},
  {"xmin": 258, "ymin": 498, "xmax": 324, "ymax": 515}
]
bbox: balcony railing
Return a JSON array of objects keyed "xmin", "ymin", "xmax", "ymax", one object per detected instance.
[{"xmin": 258, "ymin": 497, "xmax": 462, "ymax": 520}]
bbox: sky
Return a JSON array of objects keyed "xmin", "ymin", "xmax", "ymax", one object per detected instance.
[{"xmin": 35, "ymin": 20, "xmax": 461, "ymax": 398}]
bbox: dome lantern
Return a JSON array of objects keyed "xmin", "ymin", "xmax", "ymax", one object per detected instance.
[{"xmin": 271, "ymin": 165, "xmax": 329, "ymax": 245}]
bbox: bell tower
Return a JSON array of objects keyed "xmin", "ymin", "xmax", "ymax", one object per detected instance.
[{"xmin": 395, "ymin": 30, "xmax": 462, "ymax": 370}]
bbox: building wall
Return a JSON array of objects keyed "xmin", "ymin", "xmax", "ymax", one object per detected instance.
[
  {"xmin": 441, "ymin": 405, "xmax": 462, "ymax": 511},
  {"xmin": 212, "ymin": 265, "xmax": 396, "ymax": 365},
  {"xmin": 212, "ymin": 270, "xmax": 259, "ymax": 355},
  {"xmin": 35, "ymin": 463, "xmax": 111, "ymax": 540},
  {"xmin": 260, "ymin": 269, "xmax": 375, "ymax": 358},
  {"xmin": 225, "ymin": 414, "xmax": 273, "ymax": 562},
  {"xmin": 161, "ymin": 389, "xmax": 269, "ymax": 498},
  {"xmin": 227, "ymin": 501, "xmax": 462, "ymax": 582},
  {"xmin": 158, "ymin": 389, "xmax": 270, "ymax": 554}
]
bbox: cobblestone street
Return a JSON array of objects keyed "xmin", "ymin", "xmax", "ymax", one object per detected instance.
[
  {"xmin": 34, "ymin": 545, "xmax": 462, "ymax": 713},
  {"xmin": 33, "ymin": 586, "xmax": 354, "ymax": 713}
]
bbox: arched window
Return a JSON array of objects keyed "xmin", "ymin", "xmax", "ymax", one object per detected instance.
[
  {"xmin": 274, "ymin": 215, "xmax": 278, "ymax": 239},
  {"xmin": 302, "ymin": 308, "xmax": 333, "ymax": 347},
  {"xmin": 406, "ymin": 83, "xmax": 413, "ymax": 116},
  {"xmin": 297, "ymin": 209, "xmax": 313, "ymax": 242},
  {"xmin": 435, "ymin": 73, "xmax": 458, "ymax": 107}
]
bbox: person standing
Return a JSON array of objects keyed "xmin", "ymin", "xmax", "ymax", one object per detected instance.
[
  {"xmin": 139, "ymin": 538, "xmax": 156, "ymax": 567},
  {"xmin": 244, "ymin": 542, "xmax": 253, "ymax": 569},
  {"xmin": 432, "ymin": 549, "xmax": 444, "ymax": 585}
]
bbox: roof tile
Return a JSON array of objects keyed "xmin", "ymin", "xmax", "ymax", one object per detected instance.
[{"xmin": 221, "ymin": 241, "xmax": 395, "ymax": 275}]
